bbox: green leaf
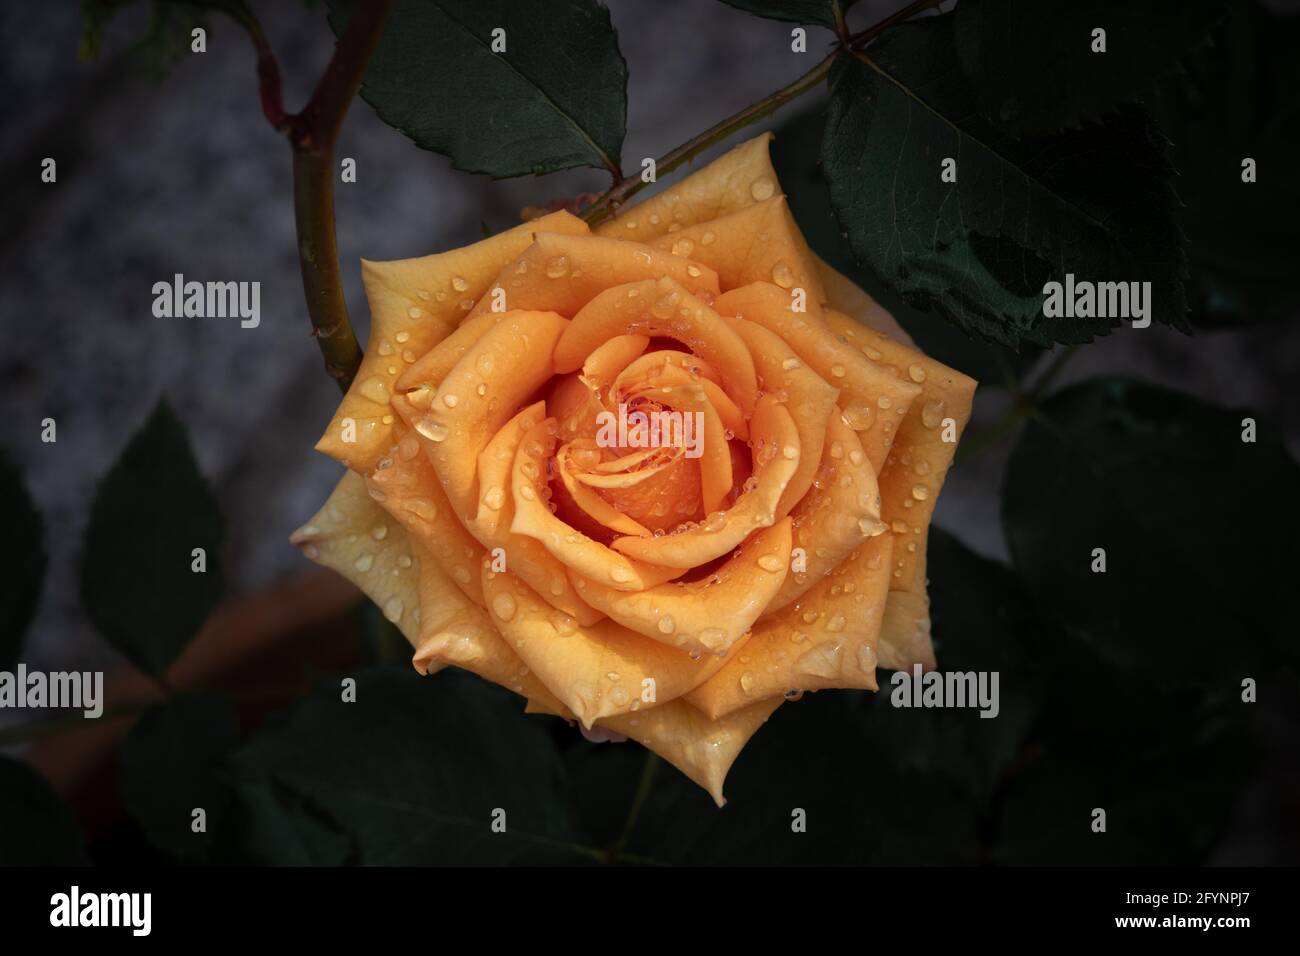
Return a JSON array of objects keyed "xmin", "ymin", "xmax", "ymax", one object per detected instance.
[
  {"xmin": 0, "ymin": 452, "xmax": 46, "ymax": 670},
  {"xmin": 873, "ymin": 527, "xmax": 1048, "ymax": 805},
  {"xmin": 772, "ymin": 106, "xmax": 1043, "ymax": 386},
  {"xmin": 119, "ymin": 693, "xmax": 239, "ymax": 860},
  {"xmin": 822, "ymin": 15, "xmax": 1188, "ymax": 348},
  {"xmin": 953, "ymin": 0, "xmax": 1225, "ymax": 136},
  {"xmin": 716, "ymin": 0, "xmax": 852, "ymax": 30},
  {"xmin": 0, "ymin": 756, "xmax": 87, "ymax": 865},
  {"xmin": 223, "ymin": 667, "xmax": 594, "ymax": 864},
  {"xmin": 621, "ymin": 690, "xmax": 980, "ymax": 865},
  {"xmin": 80, "ymin": 1, "xmax": 217, "ymax": 80},
  {"xmin": 1002, "ymin": 378, "xmax": 1300, "ymax": 684},
  {"xmin": 1150, "ymin": 2, "xmax": 1300, "ymax": 329},
  {"xmin": 81, "ymin": 401, "xmax": 224, "ymax": 678},
  {"xmin": 328, "ymin": 0, "xmax": 627, "ymax": 178},
  {"xmin": 218, "ymin": 780, "xmax": 355, "ymax": 866}
]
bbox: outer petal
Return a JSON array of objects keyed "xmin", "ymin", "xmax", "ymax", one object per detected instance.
[
  {"xmin": 468, "ymin": 233, "xmax": 719, "ymax": 320},
  {"xmin": 765, "ymin": 411, "xmax": 885, "ymax": 615},
  {"xmin": 686, "ymin": 532, "xmax": 894, "ymax": 720},
  {"xmin": 600, "ymin": 698, "xmax": 782, "ymax": 808},
  {"xmin": 479, "ymin": 563, "xmax": 731, "ymax": 727},
  {"xmin": 410, "ymin": 545, "xmax": 567, "ymax": 713},
  {"xmin": 570, "ymin": 519, "xmax": 792, "ymax": 657},
  {"xmin": 316, "ymin": 210, "xmax": 587, "ymax": 473},
  {"xmin": 879, "ymin": 589, "xmax": 937, "ymax": 671},
  {"xmin": 289, "ymin": 471, "xmax": 424, "ymax": 648},
  {"xmin": 365, "ymin": 398, "xmax": 486, "ymax": 607},
  {"xmin": 414, "ymin": 586, "xmax": 780, "ymax": 808},
  {"xmin": 648, "ymin": 195, "xmax": 826, "ymax": 302},
  {"xmin": 594, "ymin": 133, "xmax": 780, "ymax": 243},
  {"xmin": 824, "ymin": 308, "xmax": 976, "ymax": 593}
]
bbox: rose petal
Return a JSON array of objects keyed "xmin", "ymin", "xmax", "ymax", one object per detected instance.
[
  {"xmin": 685, "ymin": 531, "xmax": 894, "ymax": 720},
  {"xmin": 879, "ymin": 589, "xmax": 937, "ymax": 671},
  {"xmin": 714, "ymin": 282, "xmax": 923, "ymax": 471},
  {"xmin": 724, "ymin": 314, "xmax": 838, "ymax": 514},
  {"xmin": 509, "ymin": 419, "xmax": 683, "ymax": 590},
  {"xmin": 763, "ymin": 411, "xmax": 883, "ymax": 616},
  {"xmin": 594, "ymin": 133, "xmax": 780, "ymax": 243},
  {"xmin": 824, "ymin": 308, "xmax": 976, "ymax": 594},
  {"xmin": 570, "ymin": 518, "xmax": 791, "ymax": 657},
  {"xmin": 612, "ymin": 395, "xmax": 800, "ymax": 568},
  {"xmin": 479, "ymin": 563, "xmax": 732, "ymax": 727},
  {"xmin": 555, "ymin": 277, "xmax": 759, "ymax": 416},
  {"xmin": 555, "ymin": 441, "xmax": 652, "ymax": 537},
  {"xmin": 599, "ymin": 697, "xmax": 782, "ymax": 808},
  {"xmin": 366, "ymin": 398, "xmax": 486, "ymax": 607},
  {"xmin": 469, "ymin": 401, "xmax": 604, "ymax": 626},
  {"xmin": 410, "ymin": 543, "xmax": 568, "ymax": 713},
  {"xmin": 290, "ymin": 471, "xmax": 425, "ymax": 648},
  {"xmin": 471, "ymin": 232, "xmax": 719, "ymax": 320},
  {"xmin": 416, "ymin": 310, "xmax": 569, "ymax": 518},
  {"xmin": 316, "ymin": 210, "xmax": 588, "ymax": 473},
  {"xmin": 648, "ymin": 195, "xmax": 825, "ymax": 302}
]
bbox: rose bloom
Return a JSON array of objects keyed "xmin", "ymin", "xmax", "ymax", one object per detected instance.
[{"xmin": 292, "ymin": 135, "xmax": 975, "ymax": 805}]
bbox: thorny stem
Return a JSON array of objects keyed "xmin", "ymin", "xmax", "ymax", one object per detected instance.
[
  {"xmin": 581, "ymin": 0, "xmax": 946, "ymax": 228},
  {"xmin": 581, "ymin": 51, "xmax": 838, "ymax": 228},
  {"xmin": 848, "ymin": 0, "xmax": 948, "ymax": 49},
  {"xmin": 228, "ymin": 0, "xmax": 393, "ymax": 391}
]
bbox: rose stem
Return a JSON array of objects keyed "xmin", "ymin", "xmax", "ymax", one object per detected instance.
[
  {"xmin": 580, "ymin": 0, "xmax": 949, "ymax": 228},
  {"xmin": 227, "ymin": 0, "xmax": 394, "ymax": 392}
]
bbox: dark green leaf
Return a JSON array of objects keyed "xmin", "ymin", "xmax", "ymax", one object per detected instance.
[
  {"xmin": 81, "ymin": 400, "xmax": 224, "ymax": 678},
  {"xmin": 218, "ymin": 779, "xmax": 356, "ymax": 866},
  {"xmin": 119, "ymin": 693, "xmax": 239, "ymax": 860},
  {"xmin": 0, "ymin": 452, "xmax": 45, "ymax": 670},
  {"xmin": 992, "ymin": 716, "xmax": 1256, "ymax": 865},
  {"xmin": 873, "ymin": 527, "xmax": 1048, "ymax": 805},
  {"xmin": 80, "ymin": 1, "xmax": 218, "ymax": 80},
  {"xmin": 0, "ymin": 756, "xmax": 87, "ymax": 865},
  {"xmin": 224, "ymin": 667, "xmax": 593, "ymax": 864},
  {"xmin": 823, "ymin": 15, "xmax": 1188, "ymax": 348},
  {"xmin": 773, "ymin": 106, "xmax": 1043, "ymax": 385},
  {"xmin": 716, "ymin": 0, "xmax": 852, "ymax": 29},
  {"xmin": 953, "ymin": 0, "xmax": 1225, "ymax": 135},
  {"xmin": 621, "ymin": 689, "xmax": 980, "ymax": 864},
  {"xmin": 1150, "ymin": 2, "xmax": 1300, "ymax": 328},
  {"xmin": 1002, "ymin": 377, "xmax": 1300, "ymax": 684},
  {"xmin": 328, "ymin": 0, "xmax": 627, "ymax": 177}
]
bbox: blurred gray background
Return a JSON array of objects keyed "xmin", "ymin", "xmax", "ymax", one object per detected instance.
[{"xmin": 2, "ymin": 1, "xmax": 1297, "ymax": 861}]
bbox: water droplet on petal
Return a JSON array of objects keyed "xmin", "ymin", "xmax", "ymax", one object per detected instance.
[{"xmin": 491, "ymin": 592, "xmax": 517, "ymax": 621}]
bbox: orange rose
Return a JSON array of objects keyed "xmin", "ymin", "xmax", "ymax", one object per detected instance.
[{"xmin": 291, "ymin": 134, "xmax": 975, "ymax": 805}]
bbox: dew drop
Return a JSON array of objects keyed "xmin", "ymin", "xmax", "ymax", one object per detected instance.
[
  {"xmin": 770, "ymin": 260, "xmax": 794, "ymax": 288},
  {"xmin": 921, "ymin": 400, "xmax": 945, "ymax": 429},
  {"xmin": 383, "ymin": 597, "xmax": 404, "ymax": 623},
  {"xmin": 358, "ymin": 377, "xmax": 388, "ymax": 403},
  {"xmin": 491, "ymin": 592, "xmax": 517, "ymax": 621},
  {"xmin": 414, "ymin": 418, "xmax": 449, "ymax": 442}
]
